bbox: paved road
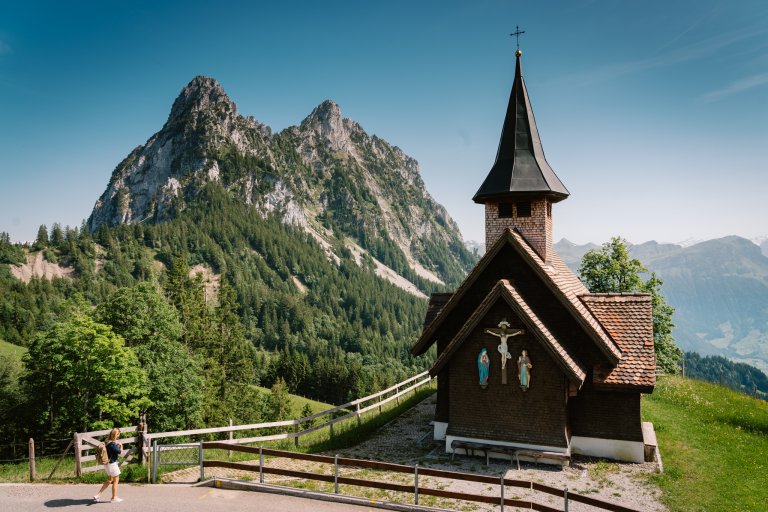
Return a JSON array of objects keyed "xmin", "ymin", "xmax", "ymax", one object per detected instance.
[{"xmin": 0, "ymin": 483, "xmax": 393, "ymax": 512}]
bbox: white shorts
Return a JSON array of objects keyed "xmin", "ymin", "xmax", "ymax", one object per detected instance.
[{"xmin": 106, "ymin": 462, "xmax": 121, "ymax": 477}]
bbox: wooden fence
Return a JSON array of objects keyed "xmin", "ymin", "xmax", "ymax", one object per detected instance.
[
  {"xmin": 73, "ymin": 420, "xmax": 146, "ymax": 476},
  {"xmin": 75, "ymin": 371, "xmax": 432, "ymax": 476},
  {"xmin": 201, "ymin": 443, "xmax": 642, "ymax": 512}
]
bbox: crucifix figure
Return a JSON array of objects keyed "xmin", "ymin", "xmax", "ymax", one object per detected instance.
[{"xmin": 484, "ymin": 319, "xmax": 524, "ymax": 384}]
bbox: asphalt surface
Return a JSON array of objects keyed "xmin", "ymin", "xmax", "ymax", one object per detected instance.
[{"xmin": 0, "ymin": 483, "xmax": 393, "ymax": 512}]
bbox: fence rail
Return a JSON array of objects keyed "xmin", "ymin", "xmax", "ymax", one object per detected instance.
[
  {"xmin": 200, "ymin": 443, "xmax": 640, "ymax": 512},
  {"xmin": 75, "ymin": 371, "xmax": 433, "ymax": 477},
  {"xmin": 73, "ymin": 423, "xmax": 144, "ymax": 476}
]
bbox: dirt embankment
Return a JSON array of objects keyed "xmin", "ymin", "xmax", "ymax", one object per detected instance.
[{"xmin": 9, "ymin": 252, "xmax": 74, "ymax": 283}]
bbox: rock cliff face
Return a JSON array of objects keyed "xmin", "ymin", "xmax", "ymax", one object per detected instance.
[{"xmin": 88, "ymin": 77, "xmax": 474, "ymax": 289}]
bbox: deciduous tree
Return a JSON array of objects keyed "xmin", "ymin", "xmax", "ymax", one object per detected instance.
[
  {"xmin": 579, "ymin": 237, "xmax": 683, "ymax": 373},
  {"xmin": 22, "ymin": 310, "xmax": 151, "ymax": 438}
]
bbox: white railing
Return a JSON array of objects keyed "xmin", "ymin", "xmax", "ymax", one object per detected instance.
[{"xmin": 74, "ymin": 371, "xmax": 433, "ymax": 476}]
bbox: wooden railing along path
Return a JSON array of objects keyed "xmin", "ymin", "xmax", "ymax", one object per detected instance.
[
  {"xmin": 74, "ymin": 372, "xmax": 432, "ymax": 476},
  {"xmin": 201, "ymin": 443, "xmax": 642, "ymax": 512}
]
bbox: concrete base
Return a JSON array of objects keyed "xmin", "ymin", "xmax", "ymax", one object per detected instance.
[
  {"xmin": 570, "ymin": 436, "xmax": 645, "ymax": 463},
  {"xmin": 433, "ymin": 421, "xmax": 448, "ymax": 441}
]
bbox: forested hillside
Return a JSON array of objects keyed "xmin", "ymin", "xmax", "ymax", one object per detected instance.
[{"xmin": 0, "ymin": 183, "xmax": 447, "ymax": 455}]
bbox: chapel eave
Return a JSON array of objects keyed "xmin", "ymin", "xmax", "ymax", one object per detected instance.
[{"xmin": 411, "ymin": 228, "xmax": 621, "ymax": 365}]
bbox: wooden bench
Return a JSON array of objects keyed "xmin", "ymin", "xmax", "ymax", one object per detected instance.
[{"xmin": 450, "ymin": 440, "xmax": 569, "ymax": 468}]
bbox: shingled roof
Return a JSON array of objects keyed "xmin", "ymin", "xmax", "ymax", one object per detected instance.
[
  {"xmin": 582, "ymin": 294, "xmax": 656, "ymax": 391},
  {"xmin": 412, "ymin": 229, "xmax": 621, "ymax": 365},
  {"xmin": 473, "ymin": 52, "xmax": 569, "ymax": 204},
  {"xmin": 423, "ymin": 293, "xmax": 453, "ymax": 332},
  {"xmin": 430, "ymin": 279, "xmax": 586, "ymax": 384}
]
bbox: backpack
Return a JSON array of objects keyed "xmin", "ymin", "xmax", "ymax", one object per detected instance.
[{"xmin": 97, "ymin": 442, "xmax": 110, "ymax": 465}]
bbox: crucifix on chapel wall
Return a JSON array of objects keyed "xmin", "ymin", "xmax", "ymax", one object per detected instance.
[{"xmin": 484, "ymin": 319, "xmax": 524, "ymax": 384}]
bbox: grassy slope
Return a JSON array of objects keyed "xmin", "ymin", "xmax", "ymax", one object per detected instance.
[
  {"xmin": 251, "ymin": 385, "xmax": 334, "ymax": 417},
  {"xmin": 0, "ymin": 339, "xmax": 26, "ymax": 360},
  {"xmin": 642, "ymin": 376, "xmax": 768, "ymax": 512}
]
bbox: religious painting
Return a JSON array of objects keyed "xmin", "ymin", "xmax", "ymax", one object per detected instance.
[
  {"xmin": 477, "ymin": 348, "xmax": 490, "ymax": 388},
  {"xmin": 518, "ymin": 349, "xmax": 532, "ymax": 391},
  {"xmin": 484, "ymin": 319, "xmax": 523, "ymax": 384}
]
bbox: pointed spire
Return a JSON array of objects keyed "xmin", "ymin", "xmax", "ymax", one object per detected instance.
[{"xmin": 473, "ymin": 51, "xmax": 569, "ymax": 204}]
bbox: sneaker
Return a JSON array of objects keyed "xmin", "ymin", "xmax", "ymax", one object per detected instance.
[
  {"xmin": 93, "ymin": 496, "xmax": 99, "ymax": 502},
  {"xmin": 110, "ymin": 498, "xmax": 123, "ymax": 503}
]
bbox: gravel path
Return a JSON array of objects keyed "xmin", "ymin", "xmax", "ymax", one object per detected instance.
[{"xmin": 166, "ymin": 395, "xmax": 665, "ymax": 511}]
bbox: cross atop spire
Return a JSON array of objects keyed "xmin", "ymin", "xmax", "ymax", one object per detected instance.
[{"xmin": 510, "ymin": 25, "xmax": 525, "ymax": 52}]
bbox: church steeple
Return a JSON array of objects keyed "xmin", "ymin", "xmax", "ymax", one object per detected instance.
[
  {"xmin": 475, "ymin": 48, "xmax": 569, "ymax": 262},
  {"xmin": 474, "ymin": 50, "xmax": 568, "ymax": 204}
]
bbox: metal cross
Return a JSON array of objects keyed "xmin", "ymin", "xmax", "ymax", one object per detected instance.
[{"xmin": 510, "ymin": 25, "xmax": 526, "ymax": 51}]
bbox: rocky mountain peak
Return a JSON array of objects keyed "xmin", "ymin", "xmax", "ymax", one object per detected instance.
[
  {"xmin": 308, "ymin": 99, "xmax": 341, "ymax": 123},
  {"xmin": 167, "ymin": 75, "xmax": 235, "ymax": 124},
  {"xmin": 300, "ymin": 99, "xmax": 357, "ymax": 153}
]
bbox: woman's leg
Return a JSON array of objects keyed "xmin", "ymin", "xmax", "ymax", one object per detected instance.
[
  {"xmin": 111, "ymin": 474, "xmax": 120, "ymax": 499},
  {"xmin": 95, "ymin": 476, "xmax": 111, "ymax": 498}
]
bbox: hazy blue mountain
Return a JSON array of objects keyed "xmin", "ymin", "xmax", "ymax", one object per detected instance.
[{"xmin": 554, "ymin": 237, "xmax": 768, "ymax": 372}]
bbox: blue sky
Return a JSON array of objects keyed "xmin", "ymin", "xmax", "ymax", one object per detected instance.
[{"xmin": 1, "ymin": 0, "xmax": 767, "ymax": 245}]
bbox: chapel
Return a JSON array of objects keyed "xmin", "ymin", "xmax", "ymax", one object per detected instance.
[{"xmin": 411, "ymin": 49, "xmax": 657, "ymax": 464}]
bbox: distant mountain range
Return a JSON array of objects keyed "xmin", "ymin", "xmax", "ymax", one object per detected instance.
[{"xmin": 548, "ymin": 237, "xmax": 768, "ymax": 373}]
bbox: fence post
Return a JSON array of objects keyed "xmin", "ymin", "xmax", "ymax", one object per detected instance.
[
  {"xmin": 563, "ymin": 486, "xmax": 568, "ymax": 512},
  {"xmin": 259, "ymin": 446, "xmax": 264, "ymax": 484},
  {"xmin": 500, "ymin": 474, "xmax": 504, "ymax": 512},
  {"xmin": 330, "ymin": 421, "xmax": 334, "ymax": 438},
  {"xmin": 199, "ymin": 442, "xmax": 204, "ymax": 482},
  {"xmin": 28, "ymin": 438, "xmax": 35, "ymax": 481},
  {"xmin": 356, "ymin": 403, "xmax": 361, "ymax": 427},
  {"xmin": 151, "ymin": 441, "xmax": 158, "ymax": 484},
  {"xmin": 143, "ymin": 415, "xmax": 149, "ymax": 465},
  {"xmin": 228, "ymin": 419, "xmax": 233, "ymax": 459},
  {"xmin": 294, "ymin": 419, "xmax": 299, "ymax": 447},
  {"xmin": 73, "ymin": 433, "xmax": 82, "ymax": 478},
  {"xmin": 396, "ymin": 385, "xmax": 400, "ymax": 405},
  {"xmin": 378, "ymin": 395, "xmax": 382, "ymax": 414},
  {"xmin": 414, "ymin": 464, "xmax": 419, "ymax": 505},
  {"xmin": 334, "ymin": 454, "xmax": 339, "ymax": 494}
]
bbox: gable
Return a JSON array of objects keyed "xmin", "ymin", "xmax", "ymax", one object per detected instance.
[
  {"xmin": 430, "ymin": 279, "xmax": 586, "ymax": 383},
  {"xmin": 412, "ymin": 229, "xmax": 620, "ymax": 365}
]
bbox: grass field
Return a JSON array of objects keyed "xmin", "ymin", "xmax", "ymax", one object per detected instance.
[
  {"xmin": 251, "ymin": 385, "xmax": 333, "ymax": 417},
  {"xmin": 642, "ymin": 375, "xmax": 768, "ymax": 512},
  {"xmin": 0, "ymin": 339, "xmax": 26, "ymax": 360}
]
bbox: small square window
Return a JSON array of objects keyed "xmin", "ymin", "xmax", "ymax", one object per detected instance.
[
  {"xmin": 516, "ymin": 202, "xmax": 531, "ymax": 217},
  {"xmin": 498, "ymin": 203, "xmax": 513, "ymax": 218}
]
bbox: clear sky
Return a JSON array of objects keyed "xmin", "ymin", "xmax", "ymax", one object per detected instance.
[{"xmin": 1, "ymin": 0, "xmax": 767, "ymax": 245}]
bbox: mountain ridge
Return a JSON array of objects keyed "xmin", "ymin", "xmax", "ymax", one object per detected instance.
[
  {"xmin": 552, "ymin": 236, "xmax": 768, "ymax": 373},
  {"xmin": 88, "ymin": 76, "xmax": 475, "ymax": 293}
]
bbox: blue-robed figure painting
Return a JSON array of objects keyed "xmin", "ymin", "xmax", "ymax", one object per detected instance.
[{"xmin": 478, "ymin": 348, "xmax": 490, "ymax": 388}]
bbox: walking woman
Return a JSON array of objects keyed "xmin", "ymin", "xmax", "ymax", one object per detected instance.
[{"xmin": 94, "ymin": 428, "xmax": 123, "ymax": 503}]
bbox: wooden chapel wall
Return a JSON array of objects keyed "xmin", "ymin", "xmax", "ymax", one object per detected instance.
[
  {"xmin": 446, "ymin": 301, "xmax": 569, "ymax": 448},
  {"xmin": 567, "ymin": 387, "xmax": 644, "ymax": 442}
]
